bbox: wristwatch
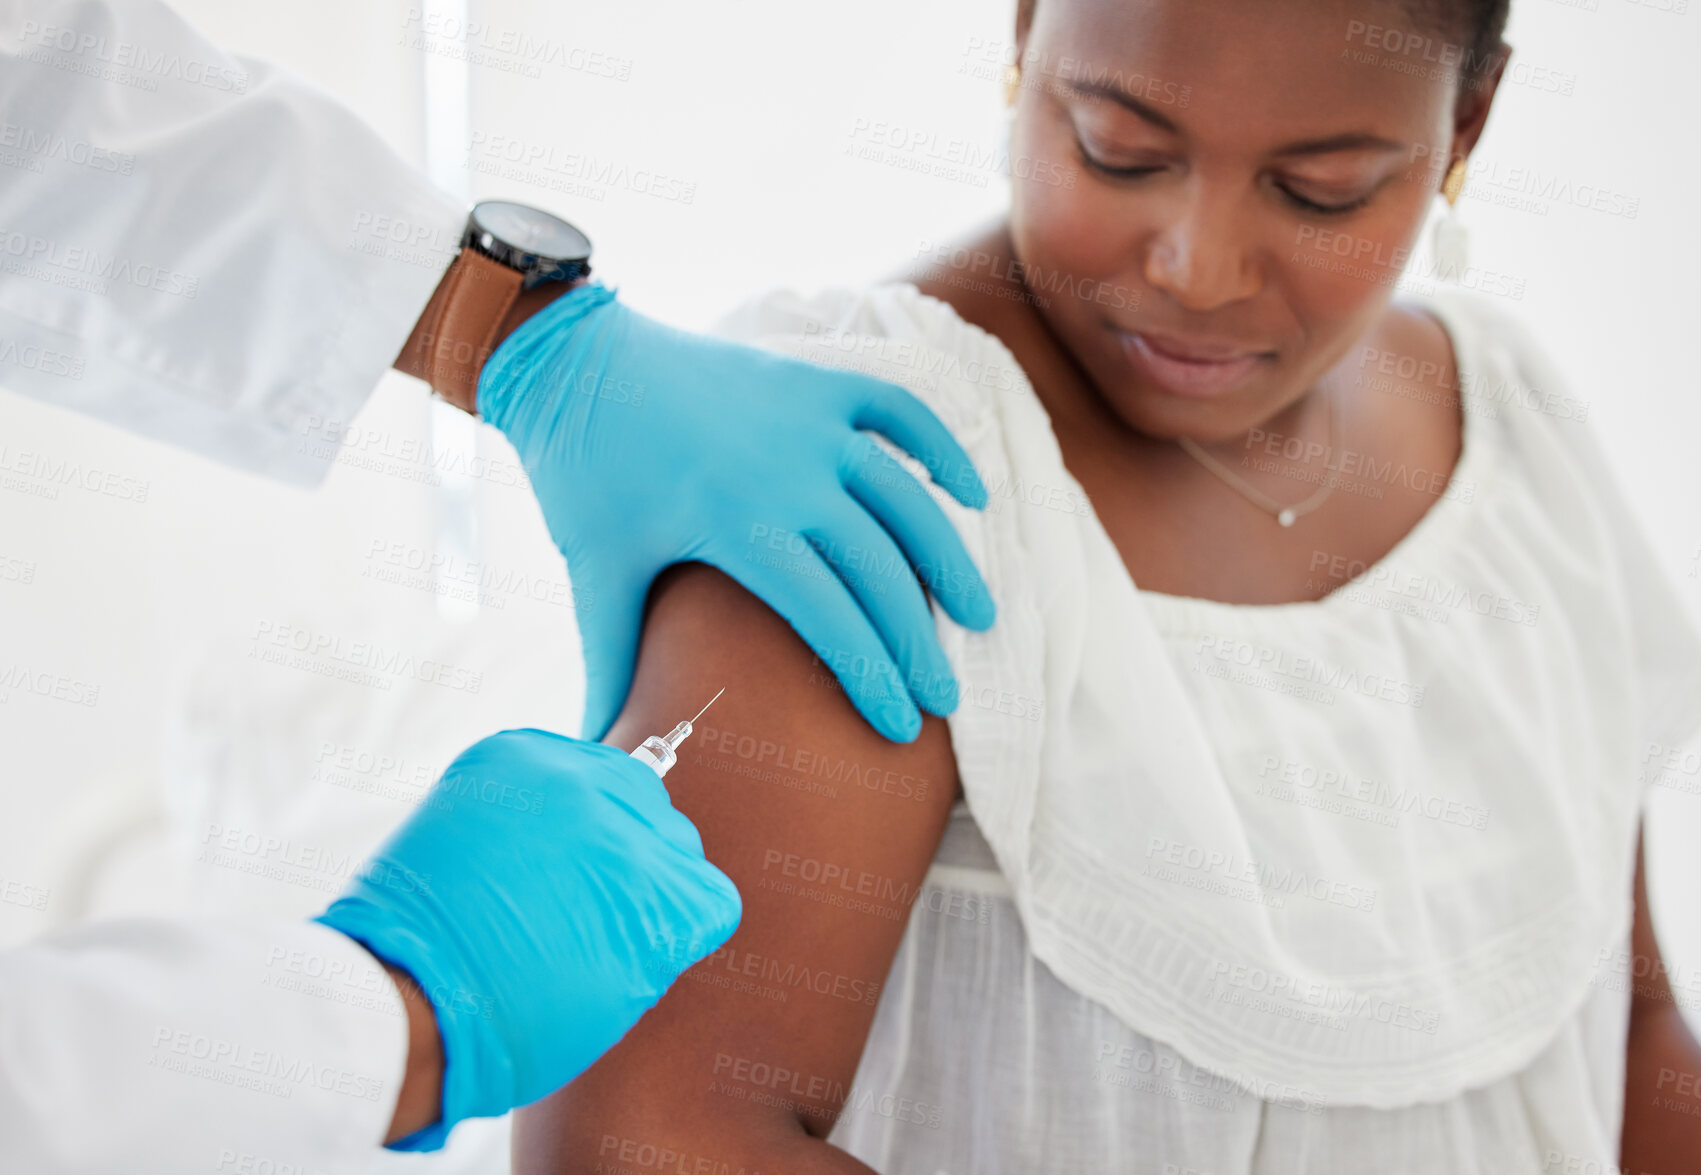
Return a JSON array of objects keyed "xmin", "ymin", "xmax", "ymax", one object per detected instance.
[{"xmin": 396, "ymin": 200, "xmax": 593, "ymax": 414}]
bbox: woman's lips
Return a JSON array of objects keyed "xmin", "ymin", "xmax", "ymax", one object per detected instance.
[{"xmin": 1117, "ymin": 330, "xmax": 1273, "ymax": 399}]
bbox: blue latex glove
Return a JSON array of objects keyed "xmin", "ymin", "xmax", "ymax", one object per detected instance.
[
  {"xmin": 480, "ymin": 283, "xmax": 996, "ymax": 744},
  {"xmin": 314, "ymin": 729, "xmax": 740, "ymax": 1150}
]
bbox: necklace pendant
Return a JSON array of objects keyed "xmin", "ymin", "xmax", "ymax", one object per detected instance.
[{"xmin": 1277, "ymin": 508, "xmax": 1297, "ymax": 528}]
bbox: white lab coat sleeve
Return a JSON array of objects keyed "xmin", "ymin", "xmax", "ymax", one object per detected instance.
[
  {"xmin": 0, "ymin": 916, "xmax": 409, "ymax": 1174},
  {"xmin": 0, "ymin": 0, "xmax": 465, "ymax": 486}
]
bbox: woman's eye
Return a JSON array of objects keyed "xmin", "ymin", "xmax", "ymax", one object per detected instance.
[
  {"xmin": 1278, "ymin": 183, "xmax": 1375, "ymax": 216},
  {"xmin": 1069, "ymin": 124, "xmax": 1377, "ymax": 214},
  {"xmin": 1074, "ymin": 137, "xmax": 1164, "ymax": 180},
  {"xmin": 1085, "ymin": 157, "xmax": 1164, "ymax": 180}
]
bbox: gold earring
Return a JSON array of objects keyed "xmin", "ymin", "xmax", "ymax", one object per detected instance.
[
  {"xmin": 1441, "ymin": 157, "xmax": 1467, "ymax": 207},
  {"xmin": 1003, "ymin": 63, "xmax": 1022, "ymax": 107}
]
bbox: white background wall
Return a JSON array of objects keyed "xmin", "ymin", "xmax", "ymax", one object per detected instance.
[{"xmin": 1, "ymin": 0, "xmax": 1698, "ymax": 1159}]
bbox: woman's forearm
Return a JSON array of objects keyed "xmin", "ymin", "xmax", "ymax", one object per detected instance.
[
  {"xmin": 519, "ymin": 1110, "xmax": 882, "ymax": 1175},
  {"xmin": 1621, "ymin": 1001, "xmax": 1701, "ymax": 1175}
]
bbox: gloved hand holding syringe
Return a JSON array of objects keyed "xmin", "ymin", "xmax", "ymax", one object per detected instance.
[{"xmin": 315, "ymin": 715, "xmax": 741, "ymax": 1149}]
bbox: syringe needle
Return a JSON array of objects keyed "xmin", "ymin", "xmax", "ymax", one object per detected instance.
[{"xmin": 688, "ymin": 687, "xmax": 726, "ymax": 726}]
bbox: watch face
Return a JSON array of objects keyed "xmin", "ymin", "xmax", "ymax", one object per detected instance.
[{"xmin": 471, "ymin": 201, "xmax": 590, "ymax": 261}]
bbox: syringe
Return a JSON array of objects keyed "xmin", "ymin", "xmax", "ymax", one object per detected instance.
[{"xmin": 629, "ymin": 688, "xmax": 725, "ymax": 778}]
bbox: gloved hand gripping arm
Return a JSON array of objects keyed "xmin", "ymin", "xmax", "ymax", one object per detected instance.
[{"xmin": 480, "ymin": 284, "xmax": 997, "ymax": 745}]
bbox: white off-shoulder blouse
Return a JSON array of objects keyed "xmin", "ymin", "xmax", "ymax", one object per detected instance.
[{"xmin": 712, "ymin": 283, "xmax": 1701, "ymax": 1174}]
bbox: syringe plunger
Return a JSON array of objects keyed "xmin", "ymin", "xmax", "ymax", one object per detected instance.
[
  {"xmin": 628, "ymin": 689, "xmax": 724, "ymax": 779},
  {"xmin": 629, "ymin": 722, "xmax": 692, "ymax": 778}
]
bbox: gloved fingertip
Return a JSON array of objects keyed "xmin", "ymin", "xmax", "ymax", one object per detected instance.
[
  {"xmin": 877, "ymin": 700, "xmax": 923, "ymax": 744},
  {"xmin": 680, "ymin": 870, "xmax": 743, "ymax": 960},
  {"xmin": 713, "ymin": 884, "xmax": 744, "ymax": 940},
  {"xmin": 946, "ymin": 464, "xmax": 989, "ymax": 511},
  {"xmin": 938, "ymin": 579, "xmax": 996, "ymax": 632},
  {"xmin": 917, "ymin": 675, "xmax": 959, "ymax": 718}
]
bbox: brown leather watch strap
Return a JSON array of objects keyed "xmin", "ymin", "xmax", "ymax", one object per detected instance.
[
  {"xmin": 400, "ymin": 250, "xmax": 524, "ymax": 414},
  {"xmin": 396, "ymin": 250, "xmax": 586, "ymax": 416}
]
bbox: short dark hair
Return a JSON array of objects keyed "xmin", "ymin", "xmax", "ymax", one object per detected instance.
[
  {"xmin": 1014, "ymin": 0, "xmax": 1511, "ymax": 86},
  {"xmin": 1400, "ymin": 0, "xmax": 1511, "ymax": 79}
]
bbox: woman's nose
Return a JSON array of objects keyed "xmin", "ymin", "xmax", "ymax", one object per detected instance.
[{"xmin": 1142, "ymin": 193, "xmax": 1263, "ymax": 312}]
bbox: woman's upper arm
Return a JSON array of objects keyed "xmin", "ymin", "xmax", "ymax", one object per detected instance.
[{"xmin": 514, "ymin": 561, "xmax": 962, "ymax": 1173}]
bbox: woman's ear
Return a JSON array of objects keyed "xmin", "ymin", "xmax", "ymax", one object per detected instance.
[
  {"xmin": 1452, "ymin": 43, "xmax": 1511, "ymax": 160},
  {"xmin": 1014, "ymin": 0, "xmax": 1036, "ymax": 65}
]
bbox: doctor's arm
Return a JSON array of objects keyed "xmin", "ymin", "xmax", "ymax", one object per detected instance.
[
  {"xmin": 0, "ymin": 0, "xmax": 462, "ymax": 485},
  {"xmin": 0, "ymin": 917, "xmax": 417, "ymax": 1174},
  {"xmin": 0, "ymin": 0, "xmax": 995, "ymax": 741},
  {"xmin": 0, "ymin": 726, "xmax": 744, "ymax": 1171},
  {"xmin": 1619, "ymin": 837, "xmax": 1701, "ymax": 1175}
]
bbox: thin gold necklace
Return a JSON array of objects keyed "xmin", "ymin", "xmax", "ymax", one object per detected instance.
[{"xmin": 1176, "ymin": 388, "xmax": 1339, "ymax": 528}]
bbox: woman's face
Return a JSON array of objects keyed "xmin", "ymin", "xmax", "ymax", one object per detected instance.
[{"xmin": 1009, "ymin": 0, "xmax": 1496, "ymax": 442}]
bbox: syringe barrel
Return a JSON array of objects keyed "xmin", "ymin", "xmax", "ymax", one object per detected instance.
[{"xmin": 630, "ymin": 735, "xmax": 678, "ymax": 778}]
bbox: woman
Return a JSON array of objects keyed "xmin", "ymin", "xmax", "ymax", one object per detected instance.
[{"xmin": 514, "ymin": 0, "xmax": 1701, "ymax": 1171}]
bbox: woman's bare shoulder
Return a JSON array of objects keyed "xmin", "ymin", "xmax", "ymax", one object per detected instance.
[
  {"xmin": 513, "ymin": 560, "xmax": 961, "ymax": 1171},
  {"xmin": 898, "ymin": 221, "xmax": 1030, "ymax": 339},
  {"xmin": 1355, "ymin": 300, "xmax": 1466, "ymax": 475}
]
